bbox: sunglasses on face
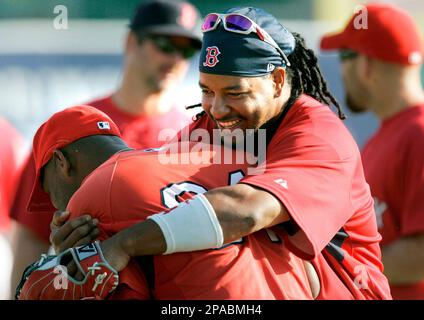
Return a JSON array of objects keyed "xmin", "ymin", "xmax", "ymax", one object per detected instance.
[
  {"xmin": 148, "ymin": 35, "xmax": 197, "ymax": 59},
  {"xmin": 201, "ymin": 13, "xmax": 291, "ymax": 67},
  {"xmin": 339, "ymin": 49, "xmax": 359, "ymax": 62}
]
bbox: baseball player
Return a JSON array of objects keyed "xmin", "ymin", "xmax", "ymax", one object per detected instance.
[
  {"xmin": 18, "ymin": 106, "xmax": 314, "ymax": 300},
  {"xmin": 10, "ymin": 0, "xmax": 201, "ymax": 294},
  {"xmin": 320, "ymin": 3, "xmax": 424, "ymax": 299},
  {"xmin": 52, "ymin": 7, "xmax": 392, "ymax": 299}
]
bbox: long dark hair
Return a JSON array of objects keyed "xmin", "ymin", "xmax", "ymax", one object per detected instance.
[
  {"xmin": 285, "ymin": 32, "xmax": 345, "ymax": 119},
  {"xmin": 187, "ymin": 32, "xmax": 345, "ymax": 120}
]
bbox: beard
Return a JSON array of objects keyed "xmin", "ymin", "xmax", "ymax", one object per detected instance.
[{"xmin": 345, "ymin": 94, "xmax": 367, "ymax": 114}]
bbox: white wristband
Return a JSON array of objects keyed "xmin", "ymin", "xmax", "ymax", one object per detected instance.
[{"xmin": 148, "ymin": 194, "xmax": 224, "ymax": 254}]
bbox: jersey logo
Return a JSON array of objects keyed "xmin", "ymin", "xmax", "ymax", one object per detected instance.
[
  {"xmin": 203, "ymin": 46, "xmax": 221, "ymax": 67},
  {"xmin": 374, "ymin": 197, "xmax": 387, "ymax": 229},
  {"xmin": 274, "ymin": 178, "xmax": 288, "ymax": 189},
  {"xmin": 97, "ymin": 121, "xmax": 110, "ymax": 130}
]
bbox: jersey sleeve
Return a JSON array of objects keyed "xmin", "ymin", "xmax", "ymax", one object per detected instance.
[
  {"xmin": 240, "ymin": 119, "xmax": 359, "ymax": 260},
  {"xmin": 398, "ymin": 133, "xmax": 424, "ymax": 236}
]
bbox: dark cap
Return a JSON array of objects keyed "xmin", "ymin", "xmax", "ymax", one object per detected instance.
[{"xmin": 130, "ymin": 0, "xmax": 202, "ymax": 48}]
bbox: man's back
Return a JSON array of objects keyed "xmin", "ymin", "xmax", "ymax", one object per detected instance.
[
  {"xmin": 362, "ymin": 104, "xmax": 424, "ymax": 299},
  {"xmin": 67, "ymin": 143, "xmax": 314, "ymax": 299}
]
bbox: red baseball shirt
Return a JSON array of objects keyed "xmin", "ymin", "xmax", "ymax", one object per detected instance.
[
  {"xmin": 179, "ymin": 94, "xmax": 392, "ymax": 300},
  {"xmin": 67, "ymin": 143, "xmax": 314, "ymax": 300},
  {"xmin": 10, "ymin": 96, "xmax": 191, "ymax": 241},
  {"xmin": 0, "ymin": 118, "xmax": 26, "ymax": 232},
  {"xmin": 362, "ymin": 104, "xmax": 424, "ymax": 299}
]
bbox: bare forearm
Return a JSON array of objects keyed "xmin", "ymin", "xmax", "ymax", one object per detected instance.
[
  {"xmin": 117, "ymin": 219, "xmax": 167, "ymax": 257},
  {"xmin": 382, "ymin": 234, "xmax": 424, "ymax": 285},
  {"xmin": 205, "ymin": 184, "xmax": 289, "ymax": 243}
]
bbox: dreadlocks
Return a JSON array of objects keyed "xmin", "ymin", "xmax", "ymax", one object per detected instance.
[
  {"xmin": 187, "ymin": 32, "xmax": 345, "ymax": 120},
  {"xmin": 286, "ymin": 32, "xmax": 345, "ymax": 119}
]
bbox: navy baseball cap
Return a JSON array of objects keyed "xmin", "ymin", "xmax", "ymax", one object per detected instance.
[
  {"xmin": 129, "ymin": 0, "xmax": 202, "ymax": 49},
  {"xmin": 199, "ymin": 7, "xmax": 296, "ymax": 76}
]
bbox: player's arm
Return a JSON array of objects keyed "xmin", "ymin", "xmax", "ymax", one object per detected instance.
[
  {"xmin": 87, "ymin": 183, "xmax": 289, "ymax": 272},
  {"xmin": 381, "ymin": 234, "xmax": 424, "ymax": 284},
  {"xmin": 381, "ymin": 138, "xmax": 424, "ymax": 285}
]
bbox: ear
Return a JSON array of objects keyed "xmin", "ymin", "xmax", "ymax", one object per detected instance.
[
  {"xmin": 52, "ymin": 149, "xmax": 72, "ymax": 179},
  {"xmin": 356, "ymin": 55, "xmax": 373, "ymax": 84},
  {"xmin": 271, "ymin": 67, "xmax": 286, "ymax": 98},
  {"xmin": 126, "ymin": 31, "xmax": 140, "ymax": 52}
]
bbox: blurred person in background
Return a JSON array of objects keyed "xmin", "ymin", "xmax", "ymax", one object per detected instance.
[
  {"xmin": 10, "ymin": 0, "xmax": 202, "ymax": 297},
  {"xmin": 320, "ymin": 3, "xmax": 424, "ymax": 299},
  {"xmin": 0, "ymin": 118, "xmax": 26, "ymax": 299}
]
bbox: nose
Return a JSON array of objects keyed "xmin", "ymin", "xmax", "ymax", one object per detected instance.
[{"xmin": 210, "ymin": 95, "xmax": 231, "ymax": 119}]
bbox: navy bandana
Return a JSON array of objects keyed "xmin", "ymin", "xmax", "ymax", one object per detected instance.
[{"xmin": 199, "ymin": 7, "xmax": 296, "ymax": 77}]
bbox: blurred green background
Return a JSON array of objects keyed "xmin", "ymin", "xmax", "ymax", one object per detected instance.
[
  {"xmin": 0, "ymin": 0, "xmax": 314, "ymax": 19},
  {"xmin": 0, "ymin": 0, "xmax": 420, "ymax": 24}
]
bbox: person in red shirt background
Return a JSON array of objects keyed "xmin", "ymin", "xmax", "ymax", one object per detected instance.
[
  {"xmin": 9, "ymin": 0, "xmax": 201, "ymax": 295},
  {"xmin": 51, "ymin": 6, "xmax": 391, "ymax": 299},
  {"xmin": 320, "ymin": 3, "xmax": 424, "ymax": 299},
  {"xmin": 0, "ymin": 118, "xmax": 26, "ymax": 299}
]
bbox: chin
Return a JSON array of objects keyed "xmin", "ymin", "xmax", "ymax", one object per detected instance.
[{"xmin": 346, "ymin": 97, "xmax": 367, "ymax": 114}]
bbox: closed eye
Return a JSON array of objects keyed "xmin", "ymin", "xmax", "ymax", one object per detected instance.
[
  {"xmin": 201, "ymin": 89, "xmax": 213, "ymax": 96},
  {"xmin": 227, "ymin": 92, "xmax": 247, "ymax": 98}
]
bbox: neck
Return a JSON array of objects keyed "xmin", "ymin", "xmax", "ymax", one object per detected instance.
[
  {"xmin": 370, "ymin": 68, "xmax": 424, "ymax": 120},
  {"xmin": 83, "ymin": 139, "xmax": 132, "ymax": 176},
  {"xmin": 112, "ymin": 68, "xmax": 174, "ymax": 116},
  {"xmin": 96, "ymin": 142, "xmax": 132, "ymax": 164}
]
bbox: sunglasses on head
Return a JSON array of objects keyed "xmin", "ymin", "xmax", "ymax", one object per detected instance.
[
  {"xmin": 339, "ymin": 49, "xmax": 359, "ymax": 61},
  {"xmin": 148, "ymin": 35, "xmax": 197, "ymax": 59},
  {"xmin": 201, "ymin": 13, "xmax": 291, "ymax": 67}
]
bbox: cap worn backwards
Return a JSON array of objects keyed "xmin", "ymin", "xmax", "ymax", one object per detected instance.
[{"xmin": 199, "ymin": 7, "xmax": 296, "ymax": 77}]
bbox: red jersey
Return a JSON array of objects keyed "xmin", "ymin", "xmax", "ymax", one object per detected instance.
[
  {"xmin": 362, "ymin": 104, "xmax": 424, "ymax": 299},
  {"xmin": 181, "ymin": 95, "xmax": 391, "ymax": 300},
  {"xmin": 9, "ymin": 96, "xmax": 191, "ymax": 241},
  {"xmin": 67, "ymin": 143, "xmax": 314, "ymax": 300},
  {"xmin": 0, "ymin": 118, "xmax": 26, "ymax": 232}
]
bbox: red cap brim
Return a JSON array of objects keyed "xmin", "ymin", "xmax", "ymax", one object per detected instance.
[
  {"xmin": 320, "ymin": 32, "xmax": 347, "ymax": 50},
  {"xmin": 27, "ymin": 169, "xmax": 56, "ymax": 213}
]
